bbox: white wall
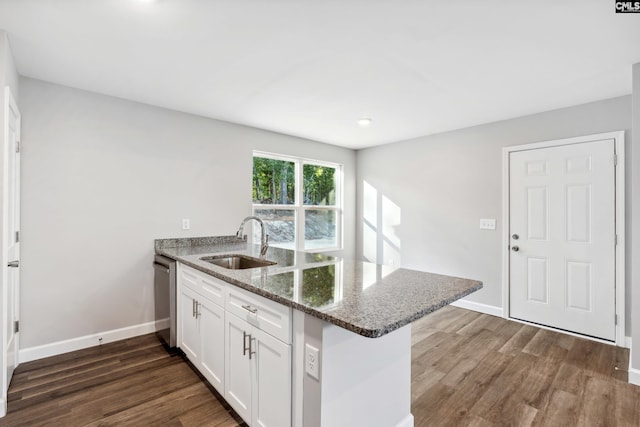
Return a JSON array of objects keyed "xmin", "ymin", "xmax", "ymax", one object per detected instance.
[
  {"xmin": 19, "ymin": 77, "xmax": 356, "ymax": 349},
  {"xmin": 356, "ymin": 96, "xmax": 632, "ymax": 328}
]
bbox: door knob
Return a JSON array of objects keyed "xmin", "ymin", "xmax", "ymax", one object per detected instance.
[
  {"xmin": 7, "ymin": 260, "xmax": 19, "ymax": 268},
  {"xmin": 511, "ymin": 246, "xmax": 519, "ymax": 252},
  {"xmin": 512, "ymin": 234, "xmax": 519, "ymax": 240}
]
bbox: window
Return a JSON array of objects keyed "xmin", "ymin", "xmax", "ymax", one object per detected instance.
[{"xmin": 252, "ymin": 152, "xmax": 342, "ymax": 252}]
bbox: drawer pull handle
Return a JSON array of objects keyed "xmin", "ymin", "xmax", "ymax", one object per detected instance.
[
  {"xmin": 241, "ymin": 304, "xmax": 258, "ymax": 314},
  {"xmin": 243, "ymin": 331, "xmax": 251, "ymax": 356},
  {"xmin": 249, "ymin": 336, "xmax": 256, "ymax": 360}
]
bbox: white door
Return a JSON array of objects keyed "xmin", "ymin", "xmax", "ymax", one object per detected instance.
[
  {"xmin": 225, "ymin": 313, "xmax": 252, "ymax": 424},
  {"xmin": 3, "ymin": 86, "xmax": 21, "ymax": 395},
  {"xmin": 179, "ymin": 286, "xmax": 200, "ymax": 362},
  {"xmin": 509, "ymin": 139, "xmax": 616, "ymax": 341},
  {"xmin": 199, "ymin": 298, "xmax": 225, "ymax": 394},
  {"xmin": 252, "ymin": 328, "xmax": 291, "ymax": 427}
]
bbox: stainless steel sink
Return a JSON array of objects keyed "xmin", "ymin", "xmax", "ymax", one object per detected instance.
[{"xmin": 200, "ymin": 255, "xmax": 276, "ymax": 270}]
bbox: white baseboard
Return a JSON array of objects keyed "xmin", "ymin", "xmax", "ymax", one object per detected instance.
[
  {"xmin": 0, "ymin": 398, "xmax": 6, "ymax": 417},
  {"xmin": 629, "ymin": 367, "xmax": 640, "ymax": 386},
  {"xmin": 450, "ymin": 299, "xmax": 503, "ymax": 317},
  {"xmin": 396, "ymin": 414, "xmax": 414, "ymax": 427},
  {"xmin": 628, "ymin": 338, "xmax": 640, "ymax": 386},
  {"xmin": 19, "ymin": 318, "xmax": 169, "ymax": 364}
]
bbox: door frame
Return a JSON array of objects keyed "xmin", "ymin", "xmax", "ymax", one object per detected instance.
[{"xmin": 501, "ymin": 131, "xmax": 626, "ymax": 346}]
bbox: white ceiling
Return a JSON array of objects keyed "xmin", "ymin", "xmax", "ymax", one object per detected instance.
[{"xmin": 1, "ymin": 1, "xmax": 639, "ymax": 150}]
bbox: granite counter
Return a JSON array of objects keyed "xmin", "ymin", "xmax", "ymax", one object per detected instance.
[{"xmin": 155, "ymin": 236, "xmax": 482, "ymax": 338}]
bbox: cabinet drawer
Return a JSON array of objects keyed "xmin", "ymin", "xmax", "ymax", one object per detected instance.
[
  {"xmin": 226, "ymin": 285, "xmax": 291, "ymax": 344},
  {"xmin": 180, "ymin": 264, "xmax": 225, "ymax": 308}
]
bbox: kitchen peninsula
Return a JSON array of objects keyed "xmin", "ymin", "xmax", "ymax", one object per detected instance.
[{"xmin": 155, "ymin": 236, "xmax": 482, "ymax": 427}]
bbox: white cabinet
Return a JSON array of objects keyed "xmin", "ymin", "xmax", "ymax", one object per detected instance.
[
  {"xmin": 225, "ymin": 312, "xmax": 291, "ymax": 427},
  {"xmin": 252, "ymin": 325, "xmax": 291, "ymax": 427},
  {"xmin": 226, "ymin": 284, "xmax": 291, "ymax": 343},
  {"xmin": 225, "ymin": 282, "xmax": 292, "ymax": 427},
  {"xmin": 199, "ymin": 300, "xmax": 225, "ymax": 392},
  {"xmin": 179, "ymin": 285, "xmax": 200, "ymax": 361},
  {"xmin": 225, "ymin": 313, "xmax": 253, "ymax": 422},
  {"xmin": 177, "ymin": 262, "xmax": 292, "ymax": 427},
  {"xmin": 178, "ymin": 265, "xmax": 225, "ymax": 394}
]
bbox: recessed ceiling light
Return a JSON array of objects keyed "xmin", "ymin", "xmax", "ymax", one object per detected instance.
[{"xmin": 357, "ymin": 118, "xmax": 372, "ymax": 127}]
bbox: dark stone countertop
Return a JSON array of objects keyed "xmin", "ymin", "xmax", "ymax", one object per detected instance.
[{"xmin": 155, "ymin": 236, "xmax": 482, "ymax": 338}]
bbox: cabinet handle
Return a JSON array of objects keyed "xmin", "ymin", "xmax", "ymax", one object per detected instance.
[
  {"xmin": 243, "ymin": 331, "xmax": 251, "ymax": 356},
  {"xmin": 192, "ymin": 299, "xmax": 196, "ymax": 317},
  {"xmin": 195, "ymin": 301, "xmax": 201, "ymax": 319},
  {"xmin": 249, "ymin": 336, "xmax": 256, "ymax": 360},
  {"xmin": 241, "ymin": 304, "xmax": 258, "ymax": 314}
]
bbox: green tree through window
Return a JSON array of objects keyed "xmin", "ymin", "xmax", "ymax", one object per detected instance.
[
  {"xmin": 252, "ymin": 157, "xmax": 295, "ymax": 204},
  {"xmin": 252, "ymin": 153, "xmax": 341, "ymax": 251}
]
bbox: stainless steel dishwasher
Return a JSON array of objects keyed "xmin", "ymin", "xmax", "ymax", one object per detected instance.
[{"xmin": 153, "ymin": 255, "xmax": 176, "ymax": 348}]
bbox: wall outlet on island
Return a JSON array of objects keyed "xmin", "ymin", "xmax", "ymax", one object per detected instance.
[
  {"xmin": 182, "ymin": 218, "xmax": 190, "ymax": 230},
  {"xmin": 305, "ymin": 343, "xmax": 320, "ymax": 380}
]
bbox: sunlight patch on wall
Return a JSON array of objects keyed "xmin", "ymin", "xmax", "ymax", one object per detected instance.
[
  {"xmin": 363, "ymin": 223, "xmax": 377, "ymax": 263},
  {"xmin": 361, "ymin": 180, "xmax": 401, "ymax": 268},
  {"xmin": 382, "ymin": 195, "xmax": 401, "ymax": 266}
]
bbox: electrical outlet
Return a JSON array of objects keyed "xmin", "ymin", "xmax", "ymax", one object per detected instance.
[
  {"xmin": 305, "ymin": 343, "xmax": 320, "ymax": 380},
  {"xmin": 479, "ymin": 218, "xmax": 496, "ymax": 230},
  {"xmin": 182, "ymin": 218, "xmax": 190, "ymax": 230}
]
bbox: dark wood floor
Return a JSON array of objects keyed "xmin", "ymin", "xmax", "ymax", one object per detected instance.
[
  {"xmin": 2, "ymin": 306, "xmax": 638, "ymax": 426},
  {"xmin": 1, "ymin": 334, "xmax": 244, "ymax": 427}
]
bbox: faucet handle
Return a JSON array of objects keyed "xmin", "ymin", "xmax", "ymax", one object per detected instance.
[{"xmin": 260, "ymin": 234, "xmax": 270, "ymax": 257}]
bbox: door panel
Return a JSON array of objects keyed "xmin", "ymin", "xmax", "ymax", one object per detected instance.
[
  {"xmin": 509, "ymin": 139, "xmax": 615, "ymax": 341},
  {"xmin": 526, "ymin": 187, "xmax": 548, "ymax": 240},
  {"xmin": 225, "ymin": 313, "xmax": 252, "ymax": 424},
  {"xmin": 253, "ymin": 328, "xmax": 291, "ymax": 427},
  {"xmin": 566, "ymin": 261, "xmax": 591, "ymax": 310},
  {"xmin": 179, "ymin": 286, "xmax": 200, "ymax": 361},
  {"xmin": 566, "ymin": 184, "xmax": 591, "ymax": 242},
  {"xmin": 526, "ymin": 257, "xmax": 548, "ymax": 303},
  {"xmin": 200, "ymin": 299, "xmax": 225, "ymax": 394}
]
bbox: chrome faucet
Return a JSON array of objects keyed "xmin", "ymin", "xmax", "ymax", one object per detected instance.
[{"xmin": 236, "ymin": 216, "xmax": 269, "ymax": 257}]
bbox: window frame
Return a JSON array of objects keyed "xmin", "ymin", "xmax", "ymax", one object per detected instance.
[{"xmin": 252, "ymin": 151, "xmax": 343, "ymax": 252}]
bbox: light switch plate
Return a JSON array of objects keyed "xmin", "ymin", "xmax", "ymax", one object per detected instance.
[
  {"xmin": 480, "ymin": 218, "xmax": 496, "ymax": 230},
  {"xmin": 305, "ymin": 343, "xmax": 320, "ymax": 380},
  {"xmin": 182, "ymin": 218, "xmax": 190, "ymax": 230}
]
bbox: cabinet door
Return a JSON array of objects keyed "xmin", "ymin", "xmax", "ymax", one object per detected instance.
[
  {"xmin": 225, "ymin": 313, "xmax": 252, "ymax": 424},
  {"xmin": 252, "ymin": 328, "xmax": 291, "ymax": 427},
  {"xmin": 179, "ymin": 286, "xmax": 200, "ymax": 362},
  {"xmin": 199, "ymin": 298, "xmax": 225, "ymax": 394}
]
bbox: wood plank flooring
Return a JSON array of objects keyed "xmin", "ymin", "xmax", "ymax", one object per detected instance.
[
  {"xmin": 1, "ymin": 334, "xmax": 245, "ymax": 427},
  {"xmin": 411, "ymin": 306, "xmax": 638, "ymax": 426},
  {"xmin": 2, "ymin": 306, "xmax": 638, "ymax": 426}
]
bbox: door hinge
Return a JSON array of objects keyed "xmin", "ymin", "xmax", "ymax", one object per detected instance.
[
  {"xmin": 16, "ymin": 230, "xmax": 19, "ymax": 243},
  {"xmin": 15, "ymin": 141, "xmax": 20, "ymax": 154},
  {"xmin": 615, "ymin": 234, "xmax": 618, "ymax": 246},
  {"xmin": 613, "ymin": 154, "xmax": 618, "ymax": 166},
  {"xmin": 14, "ymin": 321, "xmax": 19, "ymax": 333},
  {"xmin": 615, "ymin": 314, "xmax": 618, "ymax": 325}
]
